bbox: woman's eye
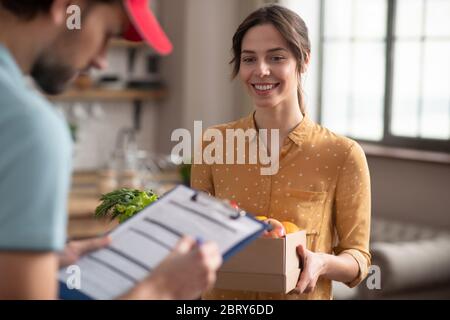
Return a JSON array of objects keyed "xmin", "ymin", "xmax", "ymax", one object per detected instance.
[
  {"xmin": 242, "ymin": 57, "xmax": 255, "ymax": 63},
  {"xmin": 271, "ymin": 56, "xmax": 285, "ymax": 62}
]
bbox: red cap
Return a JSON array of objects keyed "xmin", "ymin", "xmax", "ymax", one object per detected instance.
[{"xmin": 123, "ymin": 0, "xmax": 173, "ymax": 55}]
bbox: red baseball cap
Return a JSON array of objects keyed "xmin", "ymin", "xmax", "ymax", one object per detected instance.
[{"xmin": 122, "ymin": 0, "xmax": 173, "ymax": 55}]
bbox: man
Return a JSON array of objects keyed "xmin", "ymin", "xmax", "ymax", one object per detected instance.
[{"xmin": 0, "ymin": 0, "xmax": 221, "ymax": 299}]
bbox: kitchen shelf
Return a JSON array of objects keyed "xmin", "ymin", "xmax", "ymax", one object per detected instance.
[{"xmin": 47, "ymin": 88, "xmax": 167, "ymax": 102}]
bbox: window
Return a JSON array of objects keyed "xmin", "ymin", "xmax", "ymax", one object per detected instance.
[{"xmin": 319, "ymin": 0, "xmax": 450, "ymax": 152}]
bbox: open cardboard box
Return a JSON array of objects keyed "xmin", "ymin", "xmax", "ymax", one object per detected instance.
[{"xmin": 215, "ymin": 230, "xmax": 306, "ymax": 293}]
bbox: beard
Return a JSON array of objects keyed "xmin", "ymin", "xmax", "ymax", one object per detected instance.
[{"xmin": 31, "ymin": 54, "xmax": 78, "ymax": 95}]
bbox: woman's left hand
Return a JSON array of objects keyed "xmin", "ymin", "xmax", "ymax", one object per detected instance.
[{"xmin": 295, "ymin": 244, "xmax": 328, "ymax": 294}]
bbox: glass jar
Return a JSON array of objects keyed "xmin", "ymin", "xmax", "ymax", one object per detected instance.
[
  {"xmin": 120, "ymin": 169, "xmax": 141, "ymax": 189},
  {"xmin": 97, "ymin": 168, "xmax": 118, "ymax": 195}
]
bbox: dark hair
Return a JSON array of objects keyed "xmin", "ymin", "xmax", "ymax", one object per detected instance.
[
  {"xmin": 0, "ymin": 0, "xmax": 120, "ymax": 20},
  {"xmin": 231, "ymin": 4, "xmax": 311, "ymax": 114}
]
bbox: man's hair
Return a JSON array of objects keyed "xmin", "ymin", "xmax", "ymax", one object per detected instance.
[{"xmin": 0, "ymin": 0, "xmax": 120, "ymax": 20}]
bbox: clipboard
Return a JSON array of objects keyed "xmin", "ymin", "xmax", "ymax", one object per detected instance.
[{"xmin": 59, "ymin": 184, "xmax": 268, "ymax": 300}]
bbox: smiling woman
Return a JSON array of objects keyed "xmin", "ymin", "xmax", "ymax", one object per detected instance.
[{"xmin": 191, "ymin": 4, "xmax": 371, "ymax": 300}]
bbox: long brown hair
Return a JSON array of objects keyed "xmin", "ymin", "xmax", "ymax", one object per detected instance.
[{"xmin": 230, "ymin": 4, "xmax": 311, "ymax": 115}]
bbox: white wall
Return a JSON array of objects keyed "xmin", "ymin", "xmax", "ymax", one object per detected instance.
[
  {"xmin": 280, "ymin": 0, "xmax": 321, "ymax": 122},
  {"xmin": 55, "ymin": 46, "xmax": 159, "ymax": 171},
  {"xmin": 157, "ymin": 0, "xmax": 252, "ymax": 154},
  {"xmin": 182, "ymin": 0, "xmax": 242, "ymax": 131},
  {"xmin": 63, "ymin": 101, "xmax": 158, "ymax": 171}
]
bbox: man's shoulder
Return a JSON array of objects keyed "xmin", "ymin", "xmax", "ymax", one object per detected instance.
[
  {"xmin": 0, "ymin": 80, "xmax": 72, "ymax": 158},
  {"xmin": 0, "ymin": 74, "xmax": 48, "ymax": 112}
]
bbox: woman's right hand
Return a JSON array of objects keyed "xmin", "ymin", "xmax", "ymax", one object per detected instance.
[{"xmin": 121, "ymin": 236, "xmax": 222, "ymax": 300}]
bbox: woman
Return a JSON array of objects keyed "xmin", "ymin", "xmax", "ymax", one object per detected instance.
[{"xmin": 191, "ymin": 4, "xmax": 371, "ymax": 300}]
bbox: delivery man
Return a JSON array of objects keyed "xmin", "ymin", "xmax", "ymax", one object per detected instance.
[{"xmin": 0, "ymin": 0, "xmax": 221, "ymax": 299}]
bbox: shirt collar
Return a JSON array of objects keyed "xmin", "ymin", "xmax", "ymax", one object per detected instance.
[
  {"xmin": 238, "ymin": 110, "xmax": 314, "ymax": 147},
  {"xmin": 287, "ymin": 112, "xmax": 314, "ymax": 147}
]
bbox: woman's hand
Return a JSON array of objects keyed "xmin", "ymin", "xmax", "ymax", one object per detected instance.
[
  {"xmin": 58, "ymin": 236, "xmax": 111, "ymax": 268},
  {"xmin": 295, "ymin": 244, "xmax": 328, "ymax": 294}
]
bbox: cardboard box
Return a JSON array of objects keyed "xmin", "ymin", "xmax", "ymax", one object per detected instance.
[{"xmin": 214, "ymin": 230, "xmax": 306, "ymax": 293}]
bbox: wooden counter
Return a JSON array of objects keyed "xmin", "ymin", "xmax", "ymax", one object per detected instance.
[{"xmin": 67, "ymin": 171, "xmax": 112, "ymax": 239}]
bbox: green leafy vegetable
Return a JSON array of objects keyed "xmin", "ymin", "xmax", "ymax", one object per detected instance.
[
  {"xmin": 179, "ymin": 163, "xmax": 191, "ymax": 186},
  {"xmin": 94, "ymin": 188, "xmax": 159, "ymax": 223}
]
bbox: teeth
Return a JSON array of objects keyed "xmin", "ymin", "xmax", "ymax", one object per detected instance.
[{"xmin": 254, "ymin": 84, "xmax": 276, "ymax": 91}]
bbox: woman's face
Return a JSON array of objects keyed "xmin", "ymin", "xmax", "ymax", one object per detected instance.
[{"xmin": 239, "ymin": 23, "xmax": 299, "ymax": 109}]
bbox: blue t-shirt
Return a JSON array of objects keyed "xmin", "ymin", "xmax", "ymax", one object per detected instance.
[{"xmin": 0, "ymin": 44, "xmax": 72, "ymax": 251}]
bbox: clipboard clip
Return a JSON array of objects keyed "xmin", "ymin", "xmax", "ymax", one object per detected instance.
[{"xmin": 191, "ymin": 192, "xmax": 246, "ymax": 220}]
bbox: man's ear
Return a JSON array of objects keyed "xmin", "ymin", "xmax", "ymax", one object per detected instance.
[{"xmin": 49, "ymin": 0, "xmax": 73, "ymax": 26}]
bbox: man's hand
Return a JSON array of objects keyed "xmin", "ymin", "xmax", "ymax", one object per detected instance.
[
  {"xmin": 122, "ymin": 236, "xmax": 222, "ymax": 300},
  {"xmin": 58, "ymin": 236, "xmax": 111, "ymax": 268}
]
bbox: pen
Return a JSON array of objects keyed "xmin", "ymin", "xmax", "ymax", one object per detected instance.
[{"xmin": 196, "ymin": 237, "xmax": 204, "ymax": 246}]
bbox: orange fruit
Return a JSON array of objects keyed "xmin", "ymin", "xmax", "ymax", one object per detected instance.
[
  {"xmin": 261, "ymin": 218, "xmax": 286, "ymax": 238},
  {"xmin": 281, "ymin": 221, "xmax": 300, "ymax": 234}
]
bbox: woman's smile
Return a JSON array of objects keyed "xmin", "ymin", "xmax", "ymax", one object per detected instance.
[{"xmin": 251, "ymin": 82, "xmax": 281, "ymax": 96}]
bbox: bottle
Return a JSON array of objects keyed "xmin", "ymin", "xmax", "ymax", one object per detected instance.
[
  {"xmin": 97, "ymin": 168, "xmax": 118, "ymax": 195},
  {"xmin": 120, "ymin": 169, "xmax": 141, "ymax": 189}
]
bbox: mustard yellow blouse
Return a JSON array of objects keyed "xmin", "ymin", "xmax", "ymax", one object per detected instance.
[{"xmin": 191, "ymin": 112, "xmax": 371, "ymax": 300}]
